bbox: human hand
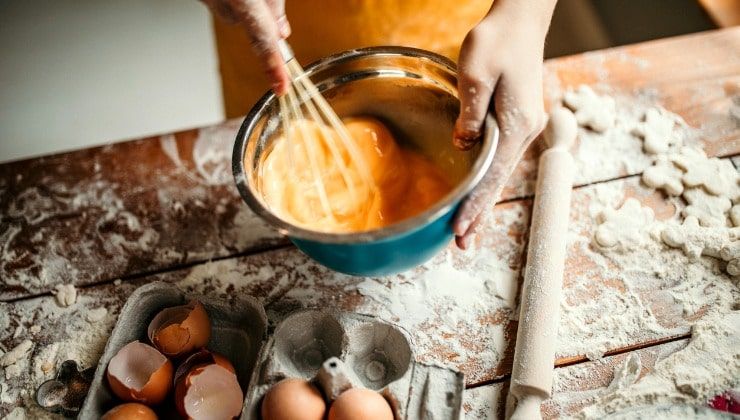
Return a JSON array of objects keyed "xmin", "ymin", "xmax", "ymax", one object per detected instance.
[
  {"xmin": 452, "ymin": 0, "xmax": 556, "ymax": 250},
  {"xmin": 202, "ymin": 0, "xmax": 291, "ymax": 94}
]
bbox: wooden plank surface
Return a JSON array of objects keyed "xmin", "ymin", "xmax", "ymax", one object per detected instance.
[
  {"xmin": 3, "ymin": 162, "xmax": 737, "ymax": 418},
  {"xmin": 1, "ymin": 28, "xmax": 739, "ymax": 419},
  {"xmin": 462, "ymin": 339, "xmax": 690, "ymax": 419},
  {"xmin": 0, "ymin": 122, "xmax": 287, "ymax": 300},
  {"xmin": 2, "ymin": 28, "xmax": 739, "ymax": 301},
  {"xmin": 503, "ymin": 27, "xmax": 740, "ymax": 200}
]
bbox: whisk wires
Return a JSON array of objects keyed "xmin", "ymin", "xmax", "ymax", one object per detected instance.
[{"xmin": 276, "ymin": 46, "xmax": 378, "ymax": 226}]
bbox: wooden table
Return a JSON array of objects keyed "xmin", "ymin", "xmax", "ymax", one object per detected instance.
[{"xmin": 1, "ymin": 27, "xmax": 738, "ymax": 418}]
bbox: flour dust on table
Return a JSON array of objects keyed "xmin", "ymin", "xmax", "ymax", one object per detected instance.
[
  {"xmin": 561, "ymin": 86, "xmax": 739, "ymax": 417},
  {"xmin": 0, "ymin": 289, "xmax": 121, "ymax": 420}
]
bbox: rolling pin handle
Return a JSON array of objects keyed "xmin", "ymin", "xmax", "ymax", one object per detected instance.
[
  {"xmin": 543, "ymin": 106, "xmax": 578, "ymax": 150},
  {"xmin": 509, "ymin": 394, "xmax": 544, "ymax": 420}
]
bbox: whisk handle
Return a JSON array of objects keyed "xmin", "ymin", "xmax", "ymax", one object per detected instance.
[{"xmin": 278, "ymin": 40, "xmax": 294, "ymax": 63}]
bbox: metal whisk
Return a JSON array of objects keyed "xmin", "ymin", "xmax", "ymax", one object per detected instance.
[{"xmin": 273, "ymin": 40, "xmax": 377, "ymax": 224}]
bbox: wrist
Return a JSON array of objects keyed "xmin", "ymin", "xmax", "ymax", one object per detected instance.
[{"xmin": 486, "ymin": 0, "xmax": 556, "ymax": 39}]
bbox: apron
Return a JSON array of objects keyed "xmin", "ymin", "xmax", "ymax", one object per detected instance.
[{"xmin": 213, "ymin": 0, "xmax": 491, "ymax": 117}]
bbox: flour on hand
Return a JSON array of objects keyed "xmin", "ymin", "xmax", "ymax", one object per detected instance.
[{"xmin": 563, "ymin": 85, "xmax": 616, "ymax": 133}]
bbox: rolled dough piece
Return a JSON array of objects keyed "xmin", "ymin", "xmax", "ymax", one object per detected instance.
[
  {"xmin": 631, "ymin": 108, "xmax": 681, "ymax": 154},
  {"xmin": 661, "ymin": 215, "xmax": 740, "ymax": 276},
  {"xmin": 595, "ymin": 198, "xmax": 655, "ymax": 251},
  {"xmin": 642, "ymin": 156, "xmax": 684, "ymax": 196},
  {"xmin": 682, "ymin": 188, "xmax": 732, "ymax": 227},
  {"xmin": 671, "ymin": 147, "xmax": 739, "ymax": 199},
  {"xmin": 563, "ymin": 85, "xmax": 616, "ymax": 133},
  {"xmin": 731, "ymin": 204, "xmax": 740, "ymax": 227}
]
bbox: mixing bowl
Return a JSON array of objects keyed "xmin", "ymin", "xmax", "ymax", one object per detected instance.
[{"xmin": 233, "ymin": 46, "xmax": 498, "ymax": 276}]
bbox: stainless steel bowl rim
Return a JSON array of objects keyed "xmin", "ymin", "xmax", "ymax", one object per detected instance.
[{"xmin": 232, "ymin": 46, "xmax": 499, "ymax": 243}]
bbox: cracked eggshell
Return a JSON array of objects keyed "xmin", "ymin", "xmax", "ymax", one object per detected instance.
[
  {"xmin": 147, "ymin": 300, "xmax": 211, "ymax": 357},
  {"xmin": 101, "ymin": 403, "xmax": 157, "ymax": 420},
  {"xmin": 328, "ymin": 388, "xmax": 394, "ymax": 420},
  {"xmin": 261, "ymin": 378, "xmax": 327, "ymax": 420},
  {"xmin": 174, "ymin": 350, "xmax": 243, "ymax": 420},
  {"xmin": 106, "ymin": 341, "xmax": 173, "ymax": 405}
]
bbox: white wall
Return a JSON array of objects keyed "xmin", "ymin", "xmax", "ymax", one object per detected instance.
[{"xmin": 0, "ymin": 0, "xmax": 224, "ymax": 163}]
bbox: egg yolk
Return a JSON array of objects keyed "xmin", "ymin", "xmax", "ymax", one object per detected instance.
[{"xmin": 258, "ymin": 117, "xmax": 452, "ymax": 233}]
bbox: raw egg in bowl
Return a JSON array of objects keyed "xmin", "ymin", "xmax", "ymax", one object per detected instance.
[{"xmin": 233, "ymin": 47, "xmax": 498, "ymax": 276}]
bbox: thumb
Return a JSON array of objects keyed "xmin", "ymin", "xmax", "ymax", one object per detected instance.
[{"xmin": 454, "ymin": 64, "xmax": 497, "ymax": 150}]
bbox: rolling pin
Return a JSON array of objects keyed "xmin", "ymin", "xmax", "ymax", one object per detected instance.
[{"xmin": 505, "ymin": 107, "xmax": 577, "ymax": 420}]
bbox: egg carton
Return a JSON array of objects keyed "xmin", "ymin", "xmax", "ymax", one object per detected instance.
[
  {"xmin": 242, "ymin": 309, "xmax": 465, "ymax": 420},
  {"xmin": 77, "ymin": 281, "xmax": 267, "ymax": 419},
  {"xmin": 74, "ymin": 283, "xmax": 464, "ymax": 419}
]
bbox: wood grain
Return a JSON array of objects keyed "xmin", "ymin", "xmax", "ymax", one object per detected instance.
[
  {"xmin": 0, "ymin": 122, "xmax": 287, "ymax": 300},
  {"xmin": 2, "ymin": 29, "xmax": 738, "ymax": 300},
  {"xmin": 462, "ymin": 339, "xmax": 690, "ymax": 419}
]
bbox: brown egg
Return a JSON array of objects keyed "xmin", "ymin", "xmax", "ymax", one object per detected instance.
[
  {"xmin": 101, "ymin": 402, "xmax": 158, "ymax": 420},
  {"xmin": 148, "ymin": 300, "xmax": 211, "ymax": 357},
  {"xmin": 328, "ymin": 388, "xmax": 394, "ymax": 420},
  {"xmin": 174, "ymin": 350, "xmax": 243, "ymax": 420},
  {"xmin": 106, "ymin": 341, "xmax": 173, "ymax": 405},
  {"xmin": 261, "ymin": 378, "xmax": 326, "ymax": 420}
]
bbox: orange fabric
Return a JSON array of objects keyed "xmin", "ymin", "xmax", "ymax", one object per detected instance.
[{"xmin": 213, "ymin": 0, "xmax": 491, "ymax": 117}]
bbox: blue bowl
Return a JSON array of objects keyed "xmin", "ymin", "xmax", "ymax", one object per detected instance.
[{"xmin": 233, "ymin": 47, "xmax": 498, "ymax": 276}]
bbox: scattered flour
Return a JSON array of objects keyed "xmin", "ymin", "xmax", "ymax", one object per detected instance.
[
  {"xmin": 1, "ymin": 179, "xmax": 159, "ymax": 292},
  {"xmin": 0, "ymin": 291, "xmax": 119, "ymax": 419},
  {"xmin": 560, "ymin": 87, "xmax": 740, "ymax": 416},
  {"xmin": 578, "ymin": 311, "xmax": 739, "ymax": 418}
]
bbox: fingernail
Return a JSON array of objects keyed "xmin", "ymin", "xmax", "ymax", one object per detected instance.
[
  {"xmin": 455, "ymin": 219, "xmax": 471, "ymax": 237},
  {"xmin": 273, "ymin": 82, "xmax": 287, "ymax": 96},
  {"xmin": 462, "ymin": 234, "xmax": 474, "ymax": 249},
  {"xmin": 455, "ymin": 236, "xmax": 467, "ymax": 250},
  {"xmin": 454, "ymin": 120, "xmax": 481, "ymax": 150},
  {"xmin": 277, "ymin": 16, "xmax": 291, "ymax": 38},
  {"xmin": 453, "ymin": 136, "xmax": 478, "ymax": 151}
]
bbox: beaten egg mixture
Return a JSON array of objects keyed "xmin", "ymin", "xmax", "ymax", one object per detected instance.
[{"xmin": 258, "ymin": 117, "xmax": 452, "ymax": 233}]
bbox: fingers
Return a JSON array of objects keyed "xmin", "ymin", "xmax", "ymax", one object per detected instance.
[
  {"xmin": 226, "ymin": 0, "xmax": 291, "ymax": 95},
  {"xmin": 453, "ymin": 74, "xmax": 546, "ymax": 249},
  {"xmin": 454, "ymin": 31, "xmax": 498, "ymax": 151},
  {"xmin": 266, "ymin": 0, "xmax": 291, "ymax": 38},
  {"xmin": 453, "ymin": 167, "xmax": 497, "ymax": 249}
]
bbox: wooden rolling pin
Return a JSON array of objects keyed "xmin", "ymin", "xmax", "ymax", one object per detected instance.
[{"xmin": 505, "ymin": 107, "xmax": 577, "ymax": 420}]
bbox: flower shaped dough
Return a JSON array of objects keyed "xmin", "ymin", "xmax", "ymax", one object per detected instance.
[
  {"xmin": 563, "ymin": 85, "xmax": 616, "ymax": 133},
  {"xmin": 631, "ymin": 107, "xmax": 681, "ymax": 154}
]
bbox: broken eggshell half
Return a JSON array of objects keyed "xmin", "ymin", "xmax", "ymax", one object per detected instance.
[
  {"xmin": 147, "ymin": 300, "xmax": 211, "ymax": 357},
  {"xmin": 106, "ymin": 341, "xmax": 173, "ymax": 405},
  {"xmin": 174, "ymin": 349, "xmax": 244, "ymax": 420}
]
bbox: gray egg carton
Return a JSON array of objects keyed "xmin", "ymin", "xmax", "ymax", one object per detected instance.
[
  {"xmin": 78, "ymin": 281, "xmax": 267, "ymax": 419},
  {"xmin": 241, "ymin": 310, "xmax": 465, "ymax": 420},
  {"xmin": 75, "ymin": 283, "xmax": 464, "ymax": 419}
]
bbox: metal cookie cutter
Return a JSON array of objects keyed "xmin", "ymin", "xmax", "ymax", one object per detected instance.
[{"xmin": 36, "ymin": 360, "xmax": 95, "ymax": 417}]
